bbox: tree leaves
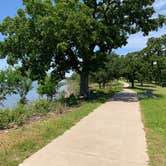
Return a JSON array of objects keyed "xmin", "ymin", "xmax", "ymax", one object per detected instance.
[{"xmin": 0, "ymin": 0, "xmax": 165, "ymax": 96}]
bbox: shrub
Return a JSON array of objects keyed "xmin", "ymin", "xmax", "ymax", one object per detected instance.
[
  {"xmin": 32, "ymin": 99, "xmax": 65, "ymax": 115},
  {"xmin": 0, "ymin": 109, "xmax": 11, "ymax": 129},
  {"xmin": 11, "ymin": 105, "xmax": 29, "ymax": 126},
  {"xmin": 53, "ymin": 102, "xmax": 64, "ymax": 113},
  {"xmin": 0, "ymin": 100, "xmax": 65, "ymax": 130},
  {"xmin": 32, "ymin": 100, "xmax": 51, "ymax": 115},
  {"xmin": 65, "ymin": 94, "xmax": 79, "ymax": 106}
]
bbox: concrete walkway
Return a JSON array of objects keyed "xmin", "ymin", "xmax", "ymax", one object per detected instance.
[{"xmin": 20, "ymin": 83, "xmax": 149, "ymax": 166}]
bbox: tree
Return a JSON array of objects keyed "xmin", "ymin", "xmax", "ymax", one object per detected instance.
[
  {"xmin": 144, "ymin": 35, "xmax": 166, "ymax": 85},
  {"xmin": 38, "ymin": 76, "xmax": 62, "ymax": 101},
  {"xmin": 13, "ymin": 72, "xmax": 33, "ymax": 104},
  {"xmin": 90, "ymin": 53, "xmax": 120, "ymax": 88},
  {"xmin": 0, "ymin": 70, "xmax": 13, "ymax": 104},
  {"xmin": 123, "ymin": 52, "xmax": 139, "ymax": 88},
  {"xmin": 0, "ymin": 0, "xmax": 165, "ymax": 98},
  {"xmin": 0, "ymin": 68, "xmax": 32, "ymax": 105}
]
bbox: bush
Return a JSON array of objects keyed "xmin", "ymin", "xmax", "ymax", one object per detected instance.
[
  {"xmin": 32, "ymin": 100, "xmax": 51, "ymax": 115},
  {"xmin": 11, "ymin": 105, "xmax": 28, "ymax": 126},
  {"xmin": 161, "ymin": 82, "xmax": 166, "ymax": 87},
  {"xmin": 65, "ymin": 94, "xmax": 79, "ymax": 106},
  {"xmin": 32, "ymin": 99, "xmax": 65, "ymax": 115},
  {"xmin": 53, "ymin": 102, "xmax": 64, "ymax": 113},
  {"xmin": 0, "ymin": 100, "xmax": 65, "ymax": 130},
  {"xmin": 0, "ymin": 109, "xmax": 11, "ymax": 129}
]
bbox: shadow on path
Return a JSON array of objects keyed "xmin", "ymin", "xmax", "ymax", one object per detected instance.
[{"xmin": 109, "ymin": 90, "xmax": 138, "ymax": 102}]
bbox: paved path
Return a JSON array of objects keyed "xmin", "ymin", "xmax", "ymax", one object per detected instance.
[{"xmin": 20, "ymin": 83, "xmax": 149, "ymax": 166}]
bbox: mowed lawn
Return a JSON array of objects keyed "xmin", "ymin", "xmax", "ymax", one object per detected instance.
[{"xmin": 132, "ymin": 84, "xmax": 166, "ymax": 166}]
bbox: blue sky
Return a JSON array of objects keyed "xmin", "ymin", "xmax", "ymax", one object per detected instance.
[{"xmin": 0, "ymin": 0, "xmax": 166, "ymax": 69}]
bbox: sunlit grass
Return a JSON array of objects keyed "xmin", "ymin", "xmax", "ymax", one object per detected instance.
[{"xmin": 131, "ymin": 83, "xmax": 166, "ymax": 166}]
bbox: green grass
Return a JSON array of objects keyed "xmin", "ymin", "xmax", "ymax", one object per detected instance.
[
  {"xmin": 0, "ymin": 82, "xmax": 123, "ymax": 166},
  {"xmin": 131, "ymin": 83, "xmax": 166, "ymax": 166}
]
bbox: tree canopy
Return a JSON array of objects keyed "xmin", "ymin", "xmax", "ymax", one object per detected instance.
[{"xmin": 0, "ymin": 0, "xmax": 165, "ymax": 97}]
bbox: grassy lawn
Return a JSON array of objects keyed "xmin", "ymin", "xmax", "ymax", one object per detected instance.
[
  {"xmin": 0, "ymin": 81, "xmax": 122, "ymax": 166},
  {"xmin": 131, "ymin": 83, "xmax": 166, "ymax": 166}
]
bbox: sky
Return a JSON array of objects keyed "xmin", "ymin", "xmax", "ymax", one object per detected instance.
[{"xmin": 0, "ymin": 0, "xmax": 166, "ymax": 69}]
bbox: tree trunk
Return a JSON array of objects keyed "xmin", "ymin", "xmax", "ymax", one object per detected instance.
[
  {"xmin": 80, "ymin": 72, "xmax": 89, "ymax": 98},
  {"xmin": 140, "ymin": 80, "xmax": 143, "ymax": 86},
  {"xmin": 102, "ymin": 82, "xmax": 106, "ymax": 88},
  {"xmin": 99, "ymin": 83, "xmax": 102, "ymax": 89}
]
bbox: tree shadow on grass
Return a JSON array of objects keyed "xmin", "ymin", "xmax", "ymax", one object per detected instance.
[
  {"xmin": 86, "ymin": 89, "xmax": 120, "ymax": 103},
  {"xmin": 136, "ymin": 84, "xmax": 157, "ymax": 88},
  {"xmin": 128, "ymin": 86, "xmax": 164, "ymax": 99},
  {"xmin": 129, "ymin": 86, "xmax": 154, "ymax": 94},
  {"xmin": 86, "ymin": 89, "xmax": 117, "ymax": 103}
]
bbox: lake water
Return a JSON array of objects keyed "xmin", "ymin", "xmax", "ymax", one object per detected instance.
[{"xmin": 0, "ymin": 81, "xmax": 67, "ymax": 109}]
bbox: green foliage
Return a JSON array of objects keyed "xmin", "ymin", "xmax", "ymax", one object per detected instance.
[
  {"xmin": 0, "ymin": 69, "xmax": 16, "ymax": 104},
  {"xmin": 31, "ymin": 99, "xmax": 64, "ymax": 115},
  {"xmin": 11, "ymin": 105, "xmax": 28, "ymax": 126},
  {"xmin": 0, "ymin": 109, "xmax": 11, "ymax": 129},
  {"xmin": 140, "ymin": 34, "xmax": 166, "ymax": 85},
  {"xmin": 13, "ymin": 70, "xmax": 33, "ymax": 104},
  {"xmin": 0, "ymin": 106, "xmax": 28, "ymax": 129},
  {"xmin": 38, "ymin": 76, "xmax": 62, "ymax": 101},
  {"xmin": 32, "ymin": 99, "xmax": 51, "ymax": 115},
  {"xmin": 0, "ymin": 99, "xmax": 65, "ymax": 130},
  {"xmin": 0, "ymin": 68, "xmax": 32, "ymax": 105},
  {"xmin": 65, "ymin": 94, "xmax": 79, "ymax": 106},
  {"xmin": 90, "ymin": 53, "xmax": 121, "ymax": 88},
  {"xmin": 161, "ymin": 69, "xmax": 166, "ymax": 87},
  {"xmin": 0, "ymin": 0, "xmax": 164, "ymax": 97}
]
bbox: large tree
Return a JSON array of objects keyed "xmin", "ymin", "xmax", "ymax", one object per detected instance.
[
  {"xmin": 142, "ymin": 35, "xmax": 166, "ymax": 85},
  {"xmin": 0, "ymin": 0, "xmax": 165, "ymax": 98}
]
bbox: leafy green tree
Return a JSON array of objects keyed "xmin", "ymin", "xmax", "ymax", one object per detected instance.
[
  {"xmin": 0, "ymin": 68, "xmax": 32, "ymax": 105},
  {"xmin": 0, "ymin": 70, "xmax": 10, "ymax": 104},
  {"xmin": 0, "ymin": 0, "xmax": 165, "ymax": 98},
  {"xmin": 123, "ymin": 52, "xmax": 139, "ymax": 88},
  {"xmin": 136, "ymin": 53, "xmax": 152, "ymax": 86},
  {"xmin": 90, "ymin": 53, "xmax": 120, "ymax": 88},
  {"xmin": 123, "ymin": 52, "xmax": 150, "ymax": 88},
  {"xmin": 38, "ymin": 76, "xmax": 62, "ymax": 101},
  {"xmin": 8, "ymin": 69, "xmax": 32, "ymax": 104},
  {"xmin": 14, "ymin": 74, "xmax": 33, "ymax": 104},
  {"xmin": 144, "ymin": 35, "xmax": 166, "ymax": 85}
]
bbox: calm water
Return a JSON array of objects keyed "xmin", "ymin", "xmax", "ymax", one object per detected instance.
[{"xmin": 0, "ymin": 81, "xmax": 67, "ymax": 109}]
